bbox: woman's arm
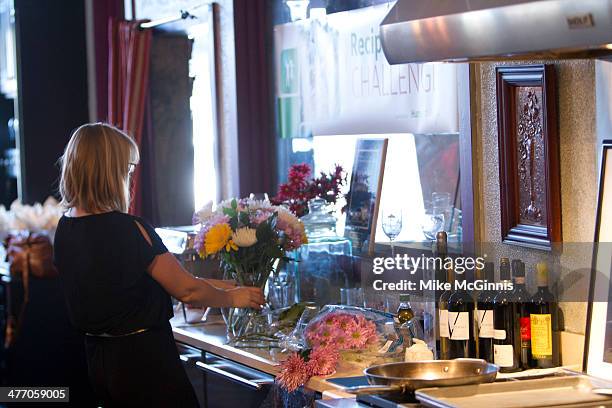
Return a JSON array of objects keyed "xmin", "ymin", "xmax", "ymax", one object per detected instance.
[
  {"xmin": 148, "ymin": 253, "xmax": 264, "ymax": 309},
  {"xmin": 134, "ymin": 220, "xmax": 263, "ymax": 308},
  {"xmin": 204, "ymin": 278, "xmax": 237, "ymax": 290}
]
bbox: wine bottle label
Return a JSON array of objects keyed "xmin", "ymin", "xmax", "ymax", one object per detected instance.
[
  {"xmin": 520, "ymin": 316, "xmax": 531, "ymax": 341},
  {"xmin": 477, "ymin": 309, "xmax": 494, "ymax": 338},
  {"xmin": 530, "ymin": 313, "xmax": 553, "ymax": 358},
  {"xmin": 494, "ymin": 344, "xmax": 515, "ymax": 367},
  {"xmin": 494, "ymin": 329, "xmax": 506, "ymax": 340},
  {"xmin": 439, "ymin": 309, "xmax": 449, "ymax": 338},
  {"xmin": 449, "ymin": 311, "xmax": 470, "ymax": 340}
]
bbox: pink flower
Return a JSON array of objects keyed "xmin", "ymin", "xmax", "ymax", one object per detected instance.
[
  {"xmin": 307, "ymin": 347, "xmax": 339, "ymax": 376},
  {"xmin": 347, "ymin": 322, "xmax": 378, "ymax": 349},
  {"xmin": 305, "ymin": 312, "xmax": 379, "ymax": 351},
  {"xmin": 277, "ymin": 353, "xmax": 310, "ymax": 392}
]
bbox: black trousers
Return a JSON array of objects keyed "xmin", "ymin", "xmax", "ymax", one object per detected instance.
[{"xmin": 85, "ymin": 323, "xmax": 199, "ymax": 407}]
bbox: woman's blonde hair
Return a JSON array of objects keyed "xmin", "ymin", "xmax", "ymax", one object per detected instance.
[{"xmin": 59, "ymin": 123, "xmax": 139, "ymax": 213}]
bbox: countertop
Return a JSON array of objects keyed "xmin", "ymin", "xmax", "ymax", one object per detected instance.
[
  {"xmin": 171, "ymin": 313, "xmax": 284, "ymax": 376},
  {"xmin": 170, "ymin": 312, "xmax": 362, "ymax": 395},
  {"xmin": 171, "ymin": 312, "xmax": 582, "ymax": 399}
]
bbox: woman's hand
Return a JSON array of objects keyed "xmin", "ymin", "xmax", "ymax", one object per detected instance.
[{"xmin": 227, "ymin": 286, "xmax": 265, "ymax": 309}]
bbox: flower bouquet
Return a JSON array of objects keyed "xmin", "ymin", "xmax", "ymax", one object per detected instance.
[
  {"xmin": 193, "ymin": 198, "xmax": 308, "ymax": 341},
  {"xmin": 271, "ymin": 163, "xmax": 346, "ymax": 217},
  {"xmin": 277, "ymin": 307, "xmax": 401, "ymax": 392}
]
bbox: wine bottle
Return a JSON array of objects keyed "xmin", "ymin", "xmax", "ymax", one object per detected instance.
[
  {"xmin": 512, "ymin": 259, "xmax": 535, "ymax": 369},
  {"xmin": 476, "ymin": 262, "xmax": 495, "ymax": 362},
  {"xmin": 530, "ymin": 262, "xmax": 556, "ymax": 368},
  {"xmin": 493, "ymin": 258, "xmax": 521, "ymax": 372},
  {"xmin": 397, "ymin": 293, "xmax": 415, "ymax": 324},
  {"xmin": 447, "ymin": 270, "xmax": 476, "ymax": 358},
  {"xmin": 436, "ymin": 232, "xmax": 452, "ymax": 360}
]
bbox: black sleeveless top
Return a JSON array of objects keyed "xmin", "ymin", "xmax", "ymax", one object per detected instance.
[{"xmin": 53, "ymin": 211, "xmax": 172, "ymax": 335}]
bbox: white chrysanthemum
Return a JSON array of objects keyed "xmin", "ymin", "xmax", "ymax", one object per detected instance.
[
  {"xmin": 231, "ymin": 227, "xmax": 258, "ymax": 247},
  {"xmin": 217, "ymin": 198, "xmax": 235, "ymax": 210},
  {"xmin": 193, "ymin": 201, "xmax": 214, "ymax": 224},
  {"xmin": 244, "ymin": 198, "xmax": 274, "ymax": 212}
]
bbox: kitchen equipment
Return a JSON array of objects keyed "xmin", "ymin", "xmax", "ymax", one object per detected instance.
[
  {"xmin": 380, "ymin": 0, "xmax": 612, "ymax": 64},
  {"xmin": 415, "ymin": 374, "xmax": 612, "ymax": 408},
  {"xmin": 344, "ymin": 359, "xmax": 498, "ymax": 395}
]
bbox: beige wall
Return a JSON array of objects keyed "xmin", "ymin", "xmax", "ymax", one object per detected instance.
[{"xmin": 472, "ymin": 60, "xmax": 598, "ymax": 338}]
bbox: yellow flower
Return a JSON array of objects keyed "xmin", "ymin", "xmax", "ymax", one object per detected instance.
[
  {"xmin": 225, "ymin": 239, "xmax": 238, "ymax": 252},
  {"xmin": 205, "ymin": 223, "xmax": 235, "ymax": 254}
]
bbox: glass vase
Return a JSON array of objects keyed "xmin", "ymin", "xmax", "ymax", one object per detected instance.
[
  {"xmin": 300, "ymin": 198, "xmax": 337, "ymax": 239},
  {"xmin": 221, "ymin": 262, "xmax": 278, "ymax": 346}
]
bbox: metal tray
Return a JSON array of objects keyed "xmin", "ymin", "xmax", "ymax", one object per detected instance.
[{"xmin": 415, "ymin": 375, "xmax": 612, "ymax": 408}]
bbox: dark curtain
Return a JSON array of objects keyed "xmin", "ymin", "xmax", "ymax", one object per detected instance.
[
  {"xmin": 92, "ymin": 0, "xmax": 124, "ymax": 121},
  {"xmin": 107, "ymin": 19, "xmax": 152, "ymax": 216},
  {"xmin": 233, "ymin": 0, "xmax": 276, "ymax": 197}
]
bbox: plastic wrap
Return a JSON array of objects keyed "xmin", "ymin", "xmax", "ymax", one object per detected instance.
[{"xmin": 302, "ymin": 305, "xmax": 405, "ymax": 366}]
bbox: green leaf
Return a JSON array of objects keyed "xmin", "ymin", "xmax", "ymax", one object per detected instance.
[
  {"xmin": 223, "ymin": 207, "xmax": 237, "ymax": 218},
  {"xmin": 239, "ymin": 211, "xmax": 250, "ymax": 227},
  {"xmin": 256, "ymin": 220, "xmax": 273, "ymax": 243},
  {"xmin": 231, "ymin": 199, "xmax": 238, "ymax": 210}
]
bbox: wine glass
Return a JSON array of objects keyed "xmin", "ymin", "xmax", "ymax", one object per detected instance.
[
  {"xmin": 381, "ymin": 208, "xmax": 403, "ymax": 256},
  {"xmin": 420, "ymin": 212, "xmax": 445, "ymax": 243}
]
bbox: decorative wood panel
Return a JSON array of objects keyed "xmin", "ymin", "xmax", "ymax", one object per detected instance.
[{"xmin": 496, "ymin": 65, "xmax": 561, "ymax": 250}]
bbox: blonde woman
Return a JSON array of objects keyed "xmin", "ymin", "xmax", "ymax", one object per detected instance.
[{"xmin": 54, "ymin": 123, "xmax": 264, "ymax": 407}]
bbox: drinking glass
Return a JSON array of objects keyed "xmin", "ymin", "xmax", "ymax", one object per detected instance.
[
  {"xmin": 268, "ymin": 278, "xmax": 295, "ymax": 309},
  {"xmin": 365, "ymin": 291, "xmax": 391, "ymax": 313},
  {"xmin": 432, "ymin": 192, "xmax": 452, "ymax": 232},
  {"xmin": 340, "ymin": 287, "xmax": 365, "ymax": 307},
  {"xmin": 420, "ymin": 212, "xmax": 445, "ymax": 242},
  {"xmin": 381, "ymin": 207, "xmax": 403, "ymax": 256}
]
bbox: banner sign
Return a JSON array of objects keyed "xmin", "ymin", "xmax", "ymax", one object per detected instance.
[{"xmin": 274, "ymin": 3, "xmax": 459, "ymax": 137}]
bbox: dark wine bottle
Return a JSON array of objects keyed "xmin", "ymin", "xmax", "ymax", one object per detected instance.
[
  {"xmin": 476, "ymin": 262, "xmax": 495, "ymax": 362},
  {"xmin": 447, "ymin": 271, "xmax": 476, "ymax": 358},
  {"xmin": 436, "ymin": 232, "xmax": 452, "ymax": 360},
  {"xmin": 493, "ymin": 258, "xmax": 521, "ymax": 372},
  {"xmin": 529, "ymin": 262, "xmax": 556, "ymax": 368},
  {"xmin": 512, "ymin": 259, "xmax": 535, "ymax": 369}
]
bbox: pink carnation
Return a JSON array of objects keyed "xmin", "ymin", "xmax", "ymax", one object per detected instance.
[{"xmin": 277, "ymin": 353, "xmax": 310, "ymax": 392}]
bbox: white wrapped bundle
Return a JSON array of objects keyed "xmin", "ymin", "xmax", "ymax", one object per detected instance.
[{"xmin": 1, "ymin": 197, "xmax": 63, "ymax": 236}]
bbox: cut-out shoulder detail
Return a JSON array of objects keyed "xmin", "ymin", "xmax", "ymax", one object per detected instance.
[{"xmin": 134, "ymin": 220, "xmax": 153, "ymax": 246}]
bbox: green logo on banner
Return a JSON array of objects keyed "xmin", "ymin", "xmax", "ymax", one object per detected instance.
[{"xmin": 280, "ymin": 48, "xmax": 297, "ymax": 94}]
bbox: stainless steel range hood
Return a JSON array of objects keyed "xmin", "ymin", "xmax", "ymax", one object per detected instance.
[{"xmin": 380, "ymin": 0, "xmax": 612, "ymax": 64}]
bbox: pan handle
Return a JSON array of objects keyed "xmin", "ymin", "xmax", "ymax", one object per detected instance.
[{"xmin": 343, "ymin": 384, "xmax": 405, "ymax": 395}]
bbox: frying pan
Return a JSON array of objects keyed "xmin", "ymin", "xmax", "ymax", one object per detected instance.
[{"xmin": 344, "ymin": 359, "xmax": 499, "ymax": 395}]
